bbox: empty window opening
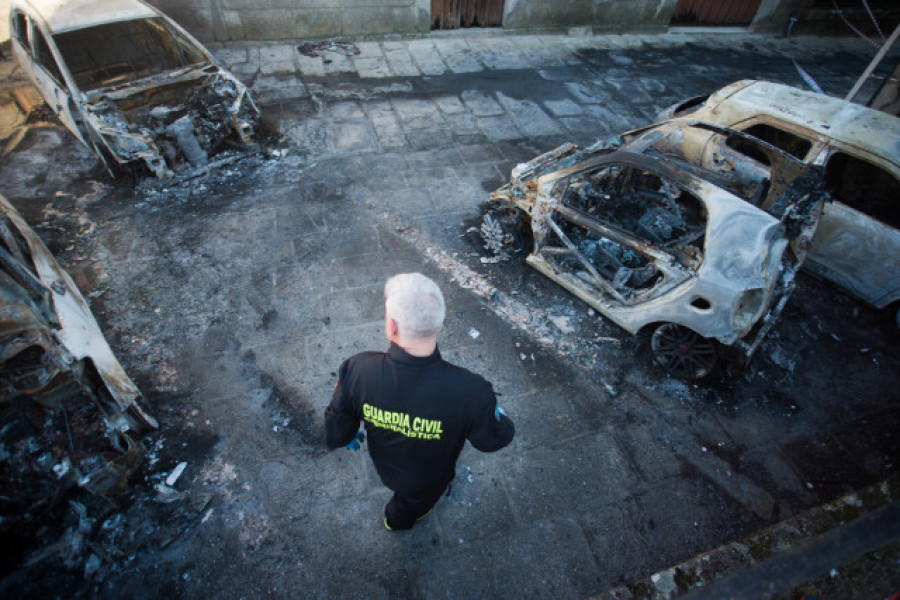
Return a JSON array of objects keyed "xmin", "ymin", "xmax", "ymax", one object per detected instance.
[
  {"xmin": 825, "ymin": 152, "xmax": 900, "ymax": 228},
  {"xmin": 54, "ymin": 18, "xmax": 206, "ymax": 90},
  {"xmin": 34, "ymin": 30, "xmax": 65, "ymax": 85},
  {"xmin": 726, "ymin": 134, "xmax": 772, "ymax": 166},
  {"xmin": 741, "ymin": 124, "xmax": 812, "ymax": 160},
  {"xmin": 671, "ymin": 94, "xmax": 710, "ymax": 118},
  {"xmin": 13, "ymin": 12, "xmax": 28, "ymax": 44}
]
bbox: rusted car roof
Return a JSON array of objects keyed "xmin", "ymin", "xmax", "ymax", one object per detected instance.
[{"xmin": 11, "ymin": 0, "xmax": 158, "ymax": 33}]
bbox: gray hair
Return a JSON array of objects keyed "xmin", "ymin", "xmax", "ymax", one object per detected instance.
[{"xmin": 385, "ymin": 273, "xmax": 446, "ymax": 339}]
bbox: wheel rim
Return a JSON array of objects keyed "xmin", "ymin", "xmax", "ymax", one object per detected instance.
[{"xmin": 650, "ymin": 323, "xmax": 717, "ymax": 379}]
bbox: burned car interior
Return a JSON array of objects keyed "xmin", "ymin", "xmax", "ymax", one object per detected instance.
[{"xmin": 544, "ymin": 164, "xmax": 706, "ymax": 303}]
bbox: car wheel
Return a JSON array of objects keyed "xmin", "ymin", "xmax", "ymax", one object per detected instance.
[{"xmin": 650, "ymin": 323, "xmax": 718, "ymax": 379}]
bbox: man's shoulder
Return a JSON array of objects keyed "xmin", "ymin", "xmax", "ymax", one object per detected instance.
[
  {"xmin": 435, "ymin": 358, "xmax": 493, "ymax": 391},
  {"xmin": 344, "ymin": 350, "xmax": 385, "ymax": 367},
  {"xmin": 340, "ymin": 350, "xmax": 387, "ymax": 375},
  {"xmin": 349, "ymin": 350, "xmax": 386, "ymax": 360}
]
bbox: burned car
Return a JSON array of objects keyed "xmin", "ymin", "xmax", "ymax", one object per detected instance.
[
  {"xmin": 9, "ymin": 0, "xmax": 260, "ymax": 178},
  {"xmin": 488, "ymin": 121, "xmax": 828, "ymax": 379},
  {"xmin": 1, "ymin": 192, "xmax": 157, "ymax": 525},
  {"xmin": 658, "ymin": 80, "xmax": 900, "ymax": 324}
]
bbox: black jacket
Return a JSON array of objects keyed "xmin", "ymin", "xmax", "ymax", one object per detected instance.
[{"xmin": 325, "ymin": 343, "xmax": 515, "ymax": 493}]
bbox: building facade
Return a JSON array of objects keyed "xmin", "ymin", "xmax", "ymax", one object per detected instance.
[{"xmin": 145, "ymin": 0, "xmax": 898, "ymax": 43}]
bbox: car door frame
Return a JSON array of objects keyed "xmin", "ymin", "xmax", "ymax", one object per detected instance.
[{"xmin": 9, "ymin": 7, "xmax": 87, "ymax": 144}]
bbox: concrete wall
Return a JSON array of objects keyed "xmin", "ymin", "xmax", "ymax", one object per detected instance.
[
  {"xmin": 150, "ymin": 0, "xmax": 431, "ymax": 42},
  {"xmin": 7, "ymin": 0, "xmax": 894, "ymax": 44},
  {"xmin": 147, "ymin": 0, "xmax": 681, "ymax": 42},
  {"xmin": 749, "ymin": 0, "xmax": 808, "ymax": 33},
  {"xmin": 503, "ymin": 0, "xmax": 678, "ymax": 33}
]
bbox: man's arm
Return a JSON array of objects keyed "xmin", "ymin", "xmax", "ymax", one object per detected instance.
[
  {"xmin": 324, "ymin": 362, "xmax": 362, "ymax": 449},
  {"xmin": 467, "ymin": 385, "xmax": 515, "ymax": 452}
]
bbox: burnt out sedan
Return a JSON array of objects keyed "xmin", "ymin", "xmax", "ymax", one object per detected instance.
[
  {"xmin": 1, "ymin": 192, "xmax": 156, "ymax": 523},
  {"xmin": 489, "ymin": 121, "xmax": 828, "ymax": 379},
  {"xmin": 657, "ymin": 80, "xmax": 900, "ymax": 325},
  {"xmin": 9, "ymin": 0, "xmax": 260, "ymax": 178}
]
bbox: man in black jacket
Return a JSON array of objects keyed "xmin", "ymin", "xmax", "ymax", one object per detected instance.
[{"xmin": 325, "ymin": 272, "xmax": 515, "ymax": 530}]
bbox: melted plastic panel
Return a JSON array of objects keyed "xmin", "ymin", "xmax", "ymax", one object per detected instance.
[{"xmin": 54, "ymin": 18, "xmax": 205, "ymax": 90}]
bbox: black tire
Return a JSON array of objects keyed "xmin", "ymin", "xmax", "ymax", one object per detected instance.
[{"xmin": 650, "ymin": 323, "xmax": 718, "ymax": 380}]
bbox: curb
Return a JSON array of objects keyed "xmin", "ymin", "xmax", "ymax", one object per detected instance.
[{"xmin": 596, "ymin": 475, "xmax": 900, "ymax": 599}]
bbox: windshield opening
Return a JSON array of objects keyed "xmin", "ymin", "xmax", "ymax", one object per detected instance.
[{"xmin": 54, "ymin": 17, "xmax": 207, "ymax": 90}]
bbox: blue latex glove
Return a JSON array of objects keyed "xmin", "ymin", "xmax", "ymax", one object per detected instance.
[
  {"xmin": 344, "ymin": 429, "xmax": 365, "ymax": 451},
  {"xmin": 494, "ymin": 405, "xmax": 507, "ymax": 421}
]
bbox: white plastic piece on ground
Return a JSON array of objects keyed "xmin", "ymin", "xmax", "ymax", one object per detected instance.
[{"xmin": 166, "ymin": 462, "xmax": 188, "ymax": 487}]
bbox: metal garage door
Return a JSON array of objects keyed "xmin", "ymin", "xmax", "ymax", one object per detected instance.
[
  {"xmin": 670, "ymin": 0, "xmax": 763, "ymax": 26},
  {"xmin": 432, "ymin": 0, "xmax": 504, "ymax": 30}
]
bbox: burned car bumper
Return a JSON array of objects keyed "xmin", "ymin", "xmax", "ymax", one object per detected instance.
[{"xmin": 1, "ymin": 193, "xmax": 156, "ymax": 522}]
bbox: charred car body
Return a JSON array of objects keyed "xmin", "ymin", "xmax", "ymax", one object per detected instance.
[
  {"xmin": 9, "ymin": 0, "xmax": 260, "ymax": 178},
  {"xmin": 1, "ymin": 193, "xmax": 157, "ymax": 525},
  {"xmin": 489, "ymin": 121, "xmax": 828, "ymax": 379},
  {"xmin": 658, "ymin": 80, "xmax": 900, "ymax": 324}
]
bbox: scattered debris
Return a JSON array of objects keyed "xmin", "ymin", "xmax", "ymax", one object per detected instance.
[
  {"xmin": 549, "ymin": 315, "xmax": 575, "ymax": 334},
  {"xmin": 480, "ymin": 213, "xmax": 516, "ymax": 257},
  {"xmin": 297, "ymin": 41, "xmax": 361, "ymax": 58},
  {"xmin": 153, "ymin": 482, "xmax": 183, "ymax": 503},
  {"xmin": 166, "ymin": 462, "xmax": 188, "ymax": 487}
]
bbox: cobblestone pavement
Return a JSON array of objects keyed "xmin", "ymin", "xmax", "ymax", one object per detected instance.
[{"xmin": 0, "ymin": 30, "xmax": 898, "ymax": 599}]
